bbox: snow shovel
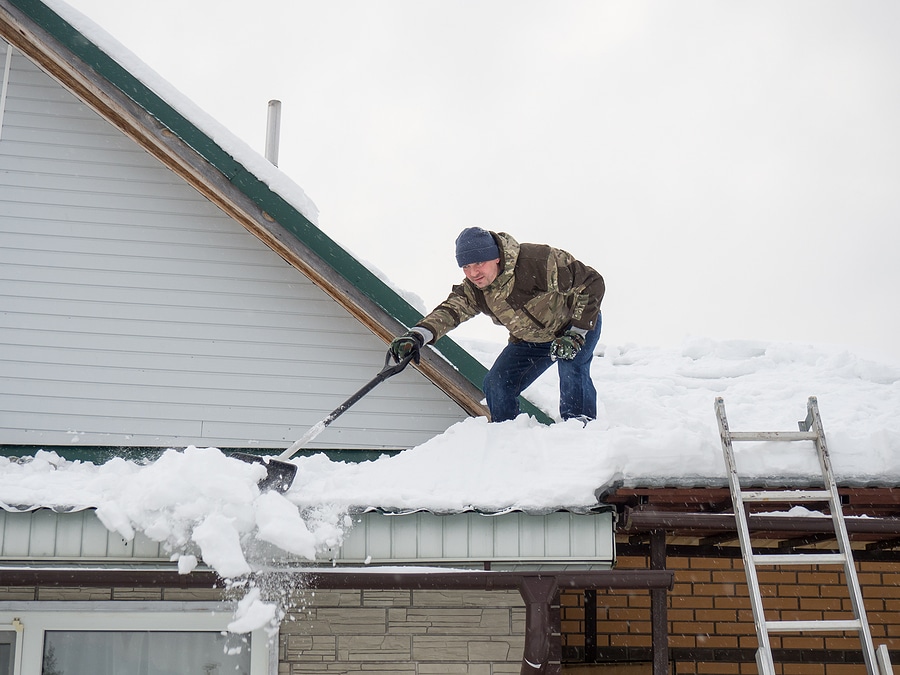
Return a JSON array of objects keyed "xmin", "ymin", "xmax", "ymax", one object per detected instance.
[{"xmin": 232, "ymin": 351, "xmax": 415, "ymax": 491}]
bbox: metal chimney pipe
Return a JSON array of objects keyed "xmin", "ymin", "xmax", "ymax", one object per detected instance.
[{"xmin": 265, "ymin": 99, "xmax": 282, "ymax": 166}]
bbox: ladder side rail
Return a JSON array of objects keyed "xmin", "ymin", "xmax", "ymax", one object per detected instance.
[
  {"xmin": 807, "ymin": 397, "xmax": 881, "ymax": 674},
  {"xmin": 877, "ymin": 644, "xmax": 894, "ymax": 675},
  {"xmin": 716, "ymin": 398, "xmax": 777, "ymax": 674}
]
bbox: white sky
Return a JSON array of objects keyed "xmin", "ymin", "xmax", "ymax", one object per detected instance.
[{"xmin": 60, "ymin": 0, "xmax": 900, "ymax": 361}]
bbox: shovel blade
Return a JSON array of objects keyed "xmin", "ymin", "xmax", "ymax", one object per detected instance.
[{"xmin": 231, "ymin": 452, "xmax": 298, "ymax": 492}]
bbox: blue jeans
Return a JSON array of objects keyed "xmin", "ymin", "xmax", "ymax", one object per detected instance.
[{"xmin": 483, "ymin": 314, "xmax": 602, "ymax": 422}]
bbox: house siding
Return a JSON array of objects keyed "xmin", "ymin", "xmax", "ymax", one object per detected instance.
[
  {"xmin": 0, "ymin": 42, "xmax": 469, "ymax": 451},
  {"xmin": 281, "ymin": 588, "xmax": 526, "ymax": 674}
]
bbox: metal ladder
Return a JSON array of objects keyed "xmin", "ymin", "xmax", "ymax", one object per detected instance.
[{"xmin": 715, "ymin": 396, "xmax": 894, "ymax": 675}]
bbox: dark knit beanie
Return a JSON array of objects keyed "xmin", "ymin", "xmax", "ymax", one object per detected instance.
[{"xmin": 455, "ymin": 227, "xmax": 500, "ymax": 267}]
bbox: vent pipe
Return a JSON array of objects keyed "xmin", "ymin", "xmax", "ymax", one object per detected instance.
[
  {"xmin": 265, "ymin": 99, "xmax": 282, "ymax": 166},
  {"xmin": 0, "ymin": 44, "xmax": 14, "ymax": 141}
]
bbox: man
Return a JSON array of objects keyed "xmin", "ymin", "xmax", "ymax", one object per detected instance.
[{"xmin": 390, "ymin": 227, "xmax": 605, "ymax": 423}]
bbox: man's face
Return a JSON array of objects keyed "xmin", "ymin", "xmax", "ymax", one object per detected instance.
[{"xmin": 463, "ymin": 258, "xmax": 501, "ymax": 289}]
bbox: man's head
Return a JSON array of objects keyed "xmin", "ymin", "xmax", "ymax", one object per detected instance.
[{"xmin": 455, "ymin": 227, "xmax": 501, "ymax": 289}]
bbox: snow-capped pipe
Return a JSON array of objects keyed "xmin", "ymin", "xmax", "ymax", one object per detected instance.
[{"xmin": 265, "ymin": 99, "xmax": 281, "ymax": 166}]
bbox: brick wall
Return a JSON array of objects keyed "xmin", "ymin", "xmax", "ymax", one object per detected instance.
[
  {"xmin": 561, "ymin": 555, "xmax": 900, "ymax": 674},
  {"xmin": 280, "ymin": 588, "xmax": 526, "ymax": 674}
]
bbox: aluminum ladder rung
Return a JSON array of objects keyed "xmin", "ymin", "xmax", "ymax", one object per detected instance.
[
  {"xmin": 766, "ymin": 619, "xmax": 862, "ymax": 633},
  {"xmin": 728, "ymin": 431, "xmax": 818, "ymax": 442},
  {"xmin": 753, "ymin": 553, "xmax": 846, "ymax": 566},
  {"xmin": 740, "ymin": 489, "xmax": 832, "ymax": 502}
]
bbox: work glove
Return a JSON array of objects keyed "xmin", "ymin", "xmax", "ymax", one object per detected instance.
[
  {"xmin": 390, "ymin": 330, "xmax": 426, "ymax": 364},
  {"xmin": 550, "ymin": 329, "xmax": 586, "ymax": 361}
]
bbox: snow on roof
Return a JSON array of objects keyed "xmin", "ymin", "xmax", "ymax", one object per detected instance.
[{"xmin": 2, "ymin": 336, "xmax": 899, "ymax": 577}]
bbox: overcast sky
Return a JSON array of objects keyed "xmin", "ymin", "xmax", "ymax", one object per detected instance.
[{"xmin": 63, "ymin": 0, "xmax": 900, "ymax": 361}]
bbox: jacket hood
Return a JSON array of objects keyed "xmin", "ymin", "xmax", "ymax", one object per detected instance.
[{"xmin": 488, "ymin": 231, "xmax": 519, "ymax": 294}]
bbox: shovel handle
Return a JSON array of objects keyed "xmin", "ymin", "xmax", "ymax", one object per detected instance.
[
  {"xmin": 279, "ymin": 350, "xmax": 414, "ymax": 460},
  {"xmin": 382, "ymin": 349, "xmax": 415, "ymax": 376}
]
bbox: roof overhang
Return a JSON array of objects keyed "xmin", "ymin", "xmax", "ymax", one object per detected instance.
[
  {"xmin": 605, "ymin": 486, "xmax": 900, "ymax": 559},
  {"xmin": 0, "ymin": 506, "xmax": 616, "ymax": 572}
]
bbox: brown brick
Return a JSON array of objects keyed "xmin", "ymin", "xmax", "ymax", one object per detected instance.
[
  {"xmin": 673, "ymin": 621, "xmax": 715, "ymax": 635},
  {"xmin": 560, "ymin": 620, "xmax": 582, "ymax": 635},
  {"xmin": 823, "ymin": 635, "xmax": 865, "ymax": 649},
  {"xmin": 713, "ymin": 594, "xmax": 751, "ymax": 610},
  {"xmin": 595, "ymin": 593, "xmax": 630, "ymax": 607},
  {"xmin": 695, "ymin": 634, "xmax": 739, "ymax": 649},
  {"xmin": 608, "ymin": 607, "xmax": 652, "ymax": 622},
  {"xmin": 690, "ymin": 557, "xmax": 735, "ymax": 570},
  {"xmin": 796, "ymin": 571, "xmax": 841, "ymax": 585},
  {"xmin": 673, "ymin": 595, "xmax": 714, "ymax": 609},
  {"xmin": 669, "ymin": 634, "xmax": 698, "ymax": 648},
  {"xmin": 680, "ymin": 570, "xmax": 714, "ymax": 584},
  {"xmin": 666, "ymin": 557, "xmax": 692, "ymax": 569},
  {"xmin": 783, "ymin": 664, "xmax": 829, "ymax": 675},
  {"xmin": 625, "ymin": 594, "xmax": 652, "ymax": 609},
  {"xmin": 693, "ymin": 583, "xmax": 736, "ymax": 596},
  {"xmin": 782, "ymin": 635, "xmax": 825, "ymax": 650},
  {"xmin": 697, "ymin": 662, "xmax": 741, "ymax": 674},
  {"xmin": 696, "ymin": 608, "xmax": 736, "ymax": 622},
  {"xmin": 824, "ymin": 665, "xmax": 868, "ymax": 675},
  {"xmin": 714, "ymin": 570, "xmax": 750, "ymax": 584},
  {"xmin": 667, "ymin": 608, "xmax": 696, "ymax": 622},
  {"xmin": 879, "ymin": 574, "xmax": 900, "ymax": 589},
  {"xmin": 758, "ymin": 570, "xmax": 796, "ymax": 584},
  {"xmin": 857, "ymin": 572, "xmax": 882, "ymax": 586},
  {"xmin": 800, "ymin": 597, "xmax": 842, "ymax": 611},
  {"xmin": 774, "ymin": 584, "xmax": 821, "ymax": 598},
  {"xmin": 615, "ymin": 555, "xmax": 648, "ymax": 567},
  {"xmin": 610, "ymin": 633, "xmax": 651, "ymax": 647}
]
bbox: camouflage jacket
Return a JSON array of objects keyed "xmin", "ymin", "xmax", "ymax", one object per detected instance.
[{"xmin": 417, "ymin": 232, "xmax": 605, "ymax": 344}]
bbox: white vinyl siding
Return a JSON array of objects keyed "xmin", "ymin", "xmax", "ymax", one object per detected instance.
[
  {"xmin": 0, "ymin": 508, "xmax": 615, "ymax": 570},
  {"xmin": 0, "ymin": 43, "xmax": 469, "ymax": 450}
]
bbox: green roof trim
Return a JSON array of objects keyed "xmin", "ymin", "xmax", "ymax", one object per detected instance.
[
  {"xmin": 8, "ymin": 0, "xmax": 552, "ymax": 425},
  {"xmin": 2, "ymin": 445, "xmax": 402, "ymax": 464}
]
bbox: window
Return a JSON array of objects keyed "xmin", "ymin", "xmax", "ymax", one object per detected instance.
[
  {"xmin": 0, "ymin": 604, "xmax": 271, "ymax": 675},
  {"xmin": 0, "ymin": 628, "xmax": 19, "ymax": 675},
  {"xmin": 42, "ymin": 631, "xmax": 248, "ymax": 675}
]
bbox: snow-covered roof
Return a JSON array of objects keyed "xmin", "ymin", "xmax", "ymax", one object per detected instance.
[{"xmin": 3, "ymin": 338, "xmax": 899, "ymax": 561}]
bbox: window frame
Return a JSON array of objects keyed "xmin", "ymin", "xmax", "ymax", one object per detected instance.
[
  {"xmin": 0, "ymin": 622, "xmax": 23, "ymax": 675},
  {"xmin": 0, "ymin": 602, "xmax": 273, "ymax": 675}
]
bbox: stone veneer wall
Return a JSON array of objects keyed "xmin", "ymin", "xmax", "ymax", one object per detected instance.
[{"xmin": 279, "ymin": 588, "xmax": 526, "ymax": 674}]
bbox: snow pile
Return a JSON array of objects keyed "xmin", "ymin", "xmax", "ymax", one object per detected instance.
[{"xmin": 2, "ymin": 336, "xmax": 899, "ymax": 632}]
